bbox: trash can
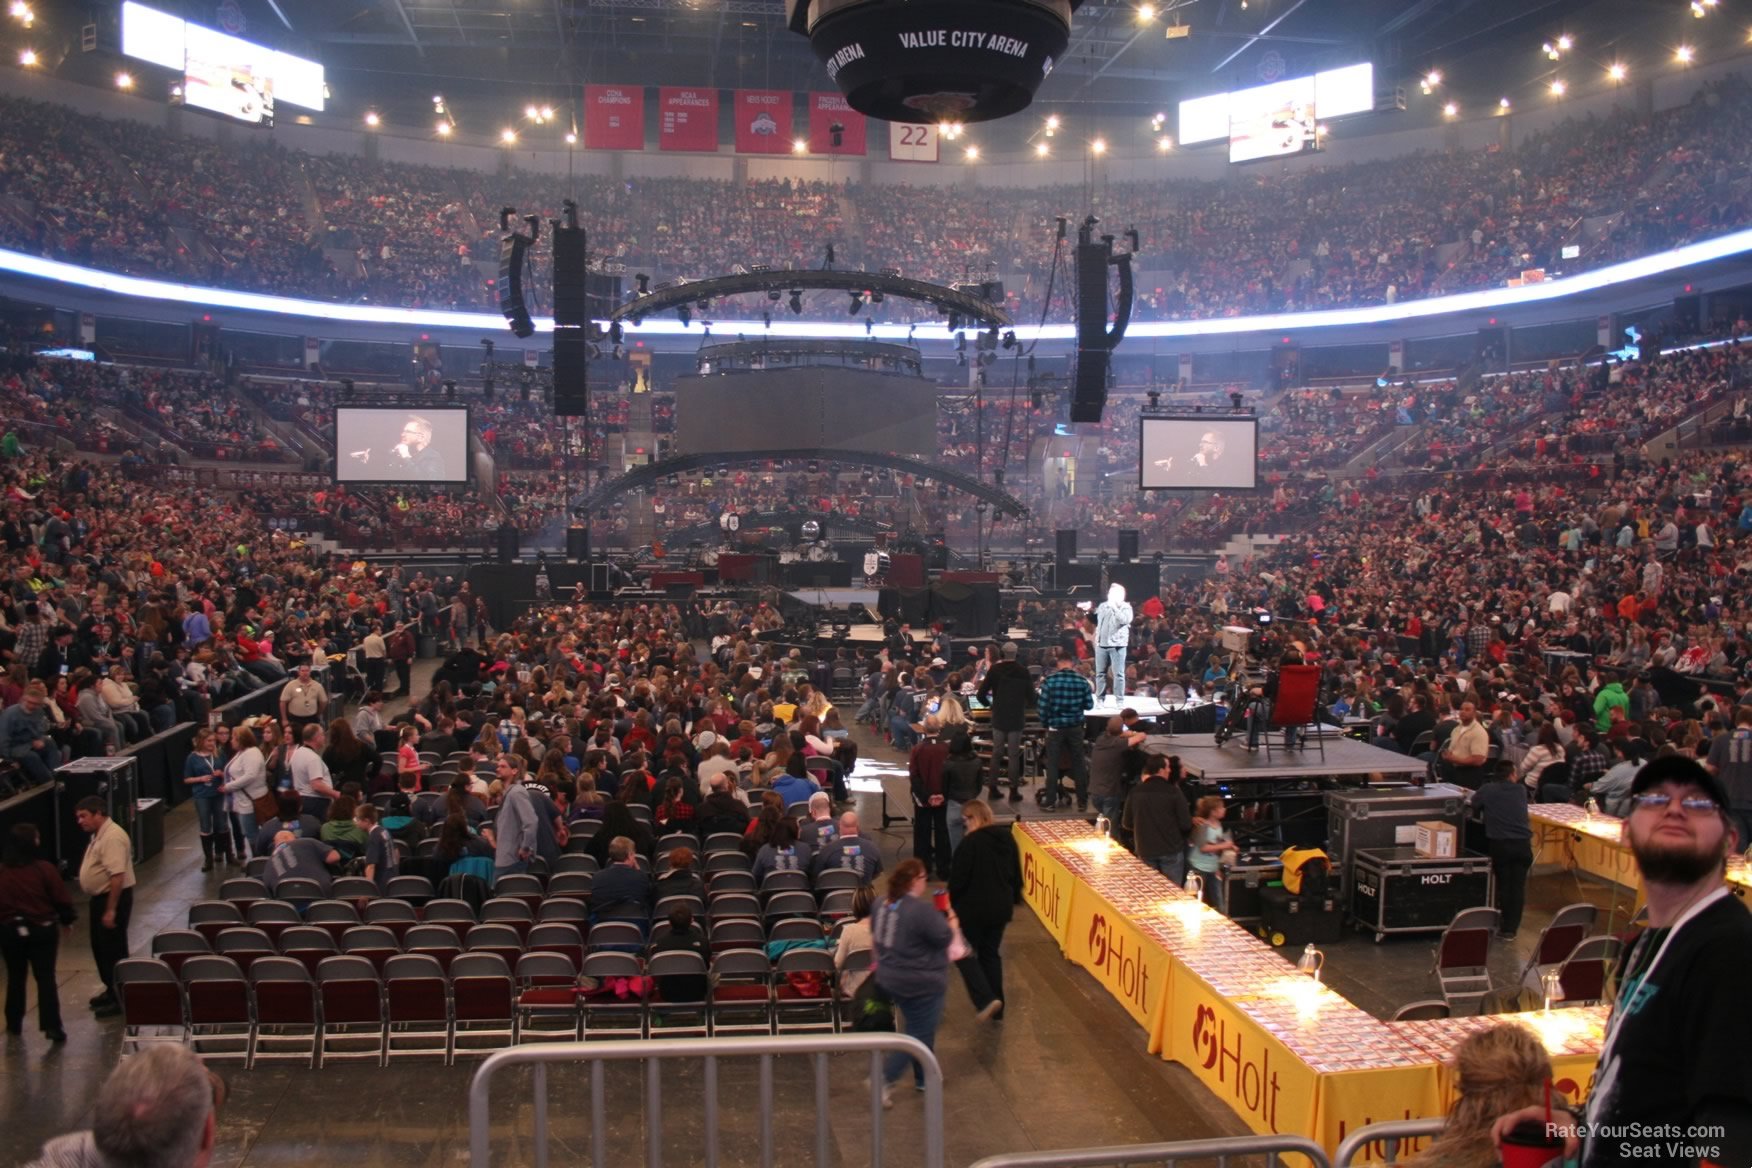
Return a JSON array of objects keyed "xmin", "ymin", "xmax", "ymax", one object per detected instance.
[
  {"xmin": 134, "ymin": 798, "xmax": 165, "ymax": 864},
  {"xmin": 419, "ymin": 633, "xmax": 438, "ymax": 658}
]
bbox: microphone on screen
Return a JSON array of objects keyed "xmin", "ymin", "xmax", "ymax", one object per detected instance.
[{"xmin": 349, "ymin": 448, "xmax": 372, "ymax": 464}]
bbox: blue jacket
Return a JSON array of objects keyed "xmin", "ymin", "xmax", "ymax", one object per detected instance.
[{"xmin": 0, "ymin": 702, "xmax": 50, "ymax": 759}]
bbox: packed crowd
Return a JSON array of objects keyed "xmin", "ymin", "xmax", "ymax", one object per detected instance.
[{"xmin": 2, "ymin": 79, "xmax": 1751, "ymax": 319}]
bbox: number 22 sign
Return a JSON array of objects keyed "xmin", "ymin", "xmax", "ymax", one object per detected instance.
[{"xmin": 888, "ymin": 122, "xmax": 939, "ymax": 162}]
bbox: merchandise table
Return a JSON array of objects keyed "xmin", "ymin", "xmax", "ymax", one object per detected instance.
[
  {"xmin": 1529, "ymin": 804, "xmax": 1752, "ymax": 903},
  {"xmin": 1014, "ymin": 821, "xmax": 1606, "ymax": 1163}
]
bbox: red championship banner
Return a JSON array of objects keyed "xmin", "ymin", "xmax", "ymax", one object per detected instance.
[
  {"xmin": 583, "ymin": 85, "xmax": 644, "ymax": 151},
  {"xmin": 658, "ymin": 87, "xmax": 720, "ymax": 152},
  {"xmin": 732, "ymin": 89, "xmax": 793, "ymax": 154},
  {"xmin": 808, "ymin": 92, "xmax": 867, "ymax": 155}
]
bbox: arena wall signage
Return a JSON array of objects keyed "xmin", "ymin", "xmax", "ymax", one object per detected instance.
[
  {"xmin": 584, "ymin": 85, "xmax": 645, "ymax": 151},
  {"xmin": 734, "ymin": 90, "xmax": 795, "ymax": 154}
]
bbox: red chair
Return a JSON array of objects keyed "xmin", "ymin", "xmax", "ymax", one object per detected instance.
[
  {"xmin": 214, "ymin": 927, "xmax": 276, "ymax": 972},
  {"xmin": 464, "ymin": 922, "xmax": 524, "ymax": 969},
  {"xmin": 383, "ymin": 953, "xmax": 451, "ymax": 1063},
  {"xmin": 579, "ymin": 951, "xmax": 646, "ymax": 1039},
  {"xmin": 773, "ymin": 948, "xmax": 836, "ymax": 1034},
  {"xmin": 180, "ymin": 955, "xmax": 251, "ymax": 1063},
  {"xmin": 404, "ymin": 923, "xmax": 463, "ymax": 972},
  {"xmin": 708, "ymin": 948, "xmax": 773, "ymax": 1036},
  {"xmin": 1264, "ymin": 664, "xmax": 1327, "ymax": 761},
  {"xmin": 114, "ymin": 958, "xmax": 186, "ymax": 1054},
  {"xmin": 1519, "ymin": 903, "xmax": 1600, "ymax": 995},
  {"xmin": 449, "ymin": 952, "xmax": 516, "ymax": 1056},
  {"xmin": 526, "ymin": 923, "xmax": 585, "ymax": 970},
  {"xmin": 1554, "ymin": 936, "xmax": 1623, "ymax": 1006},
  {"xmin": 340, "ymin": 925, "xmax": 403, "ymax": 974},
  {"xmin": 514, "ymin": 951, "xmax": 582, "ymax": 1042},
  {"xmin": 150, "ymin": 930, "xmax": 212, "ymax": 977},
  {"xmin": 188, "ymin": 900, "xmax": 245, "ymax": 943},
  {"xmin": 248, "ymin": 957, "xmax": 319, "ymax": 1068},
  {"xmin": 1430, "ymin": 906, "xmax": 1501, "ymax": 1014},
  {"xmin": 316, "ymin": 955, "xmax": 386, "ymax": 1067},
  {"xmin": 278, "ymin": 925, "xmax": 339, "ymax": 976}
]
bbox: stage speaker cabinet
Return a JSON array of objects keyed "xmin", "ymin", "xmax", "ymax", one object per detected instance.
[
  {"xmin": 926, "ymin": 532, "xmax": 948, "ymax": 571},
  {"xmin": 1069, "ymin": 351, "xmax": 1109, "ymax": 424},
  {"xmin": 498, "ymin": 236, "xmax": 533, "ymax": 338},
  {"xmin": 565, "ymin": 525, "xmax": 590, "ymax": 562},
  {"xmin": 553, "ymin": 328, "xmax": 588, "ymax": 417},
  {"xmin": 1055, "ymin": 528, "xmax": 1078, "ymax": 564},
  {"xmin": 552, "ymin": 225, "xmax": 588, "ymax": 327},
  {"xmin": 1117, "ymin": 529, "xmax": 1139, "ymax": 563},
  {"xmin": 496, "ymin": 526, "xmax": 520, "ymax": 564}
]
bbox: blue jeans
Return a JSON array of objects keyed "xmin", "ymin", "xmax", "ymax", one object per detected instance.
[
  {"xmin": 889, "ymin": 714, "xmax": 918, "ymax": 750},
  {"xmin": 9, "ymin": 739, "xmax": 61, "ymax": 786},
  {"xmin": 947, "ymin": 800, "xmax": 966, "ymax": 853},
  {"xmin": 495, "ymin": 860, "xmax": 529, "ymax": 882},
  {"xmin": 1092, "ymin": 794, "xmax": 1123, "ymax": 831},
  {"xmin": 882, "ymin": 988, "xmax": 947, "ymax": 1089},
  {"xmin": 1095, "ymin": 645, "xmax": 1127, "ymax": 702},
  {"xmin": 193, "ymin": 797, "xmax": 223, "ymax": 836},
  {"xmin": 230, "ymin": 810, "xmax": 258, "ymax": 858},
  {"xmin": 1143, "ymin": 853, "xmax": 1187, "ymax": 885},
  {"xmin": 1192, "ymin": 865, "xmax": 1226, "ymax": 912}
]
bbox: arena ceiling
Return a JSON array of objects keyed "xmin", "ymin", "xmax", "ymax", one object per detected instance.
[{"xmin": 26, "ymin": 0, "xmax": 1752, "ymax": 149}]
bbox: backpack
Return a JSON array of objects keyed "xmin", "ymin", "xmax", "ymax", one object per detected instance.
[
  {"xmin": 1279, "ymin": 847, "xmax": 1331, "ymax": 897},
  {"xmin": 383, "ymin": 814, "xmax": 426, "ymax": 847},
  {"xmin": 441, "ymin": 866, "xmax": 493, "ymax": 911}
]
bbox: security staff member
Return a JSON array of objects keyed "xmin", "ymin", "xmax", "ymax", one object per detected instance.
[{"xmin": 279, "ymin": 662, "xmax": 328, "ymax": 738}]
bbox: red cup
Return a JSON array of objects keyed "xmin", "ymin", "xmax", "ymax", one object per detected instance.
[
  {"xmin": 932, "ymin": 890, "xmax": 950, "ymax": 913},
  {"xmin": 1498, "ymin": 1120, "xmax": 1565, "ymax": 1168}
]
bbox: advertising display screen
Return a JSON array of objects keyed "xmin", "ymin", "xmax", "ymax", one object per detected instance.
[
  {"xmin": 1178, "ymin": 62, "xmax": 1373, "ymax": 152},
  {"xmin": 1139, "ymin": 416, "xmax": 1259, "ymax": 490},
  {"xmin": 1227, "ymin": 77, "xmax": 1317, "ymax": 164},
  {"xmin": 121, "ymin": 1, "xmax": 325, "ymax": 127},
  {"xmin": 335, "ymin": 407, "xmax": 470, "ymax": 485}
]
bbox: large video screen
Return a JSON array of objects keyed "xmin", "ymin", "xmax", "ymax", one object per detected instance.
[
  {"xmin": 1227, "ymin": 77, "xmax": 1316, "ymax": 164},
  {"xmin": 121, "ymin": 1, "xmax": 324, "ymax": 127},
  {"xmin": 335, "ymin": 407, "xmax": 470, "ymax": 485},
  {"xmin": 1139, "ymin": 416, "xmax": 1259, "ymax": 491},
  {"xmin": 1179, "ymin": 62, "xmax": 1372, "ymax": 149}
]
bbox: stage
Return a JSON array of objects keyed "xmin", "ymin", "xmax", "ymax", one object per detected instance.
[{"xmin": 1141, "ymin": 732, "xmax": 1432, "ymax": 782}]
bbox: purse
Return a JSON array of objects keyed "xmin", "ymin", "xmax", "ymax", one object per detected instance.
[{"xmin": 252, "ymin": 791, "xmax": 279, "ymax": 822}]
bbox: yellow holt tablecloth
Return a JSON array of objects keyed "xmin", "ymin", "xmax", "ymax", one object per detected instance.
[
  {"xmin": 1529, "ymin": 804, "xmax": 1752, "ymax": 906},
  {"xmin": 1013, "ymin": 822, "xmax": 1607, "ymax": 1163}
]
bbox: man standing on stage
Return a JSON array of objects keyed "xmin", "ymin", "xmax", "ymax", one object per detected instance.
[{"xmin": 1094, "ymin": 584, "xmax": 1133, "ymax": 706}]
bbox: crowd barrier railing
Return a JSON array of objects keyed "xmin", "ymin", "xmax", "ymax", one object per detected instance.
[
  {"xmin": 1334, "ymin": 1119, "xmax": 1448, "ymax": 1166},
  {"xmin": 967, "ymin": 1134, "xmax": 1333, "ymax": 1167},
  {"xmin": 466, "ymin": 1034, "xmax": 944, "ymax": 1168}
]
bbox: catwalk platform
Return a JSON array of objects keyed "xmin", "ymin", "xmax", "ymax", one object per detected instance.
[{"xmin": 1140, "ymin": 730, "xmax": 1431, "ymax": 783}]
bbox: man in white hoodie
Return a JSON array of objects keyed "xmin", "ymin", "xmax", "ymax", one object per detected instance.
[{"xmin": 1094, "ymin": 583, "xmax": 1134, "ymax": 706}]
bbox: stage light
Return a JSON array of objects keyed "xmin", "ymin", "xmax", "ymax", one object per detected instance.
[
  {"xmin": 787, "ymin": 290, "xmax": 803, "ymax": 315},
  {"xmin": 1046, "ymin": 114, "xmax": 1060, "ymax": 130},
  {"xmin": 1549, "ymin": 79, "xmax": 1566, "ymax": 96},
  {"xmin": 1692, "ymin": 1, "xmax": 1706, "ymax": 15},
  {"xmin": 435, "ymin": 121, "xmax": 451, "ymax": 136},
  {"xmin": 1543, "ymin": 41, "xmax": 1559, "ymax": 59},
  {"xmin": 500, "ymin": 128, "xmax": 518, "ymax": 144},
  {"xmin": 18, "ymin": 47, "xmax": 35, "ymax": 66},
  {"xmin": 1443, "ymin": 102, "xmax": 1459, "ymax": 118},
  {"xmin": 792, "ymin": 137, "xmax": 808, "ymax": 154},
  {"xmin": 1675, "ymin": 44, "xmax": 1695, "ymax": 63},
  {"xmin": 848, "ymin": 292, "xmax": 864, "ymax": 315},
  {"xmin": 364, "ymin": 111, "xmax": 381, "ymax": 127},
  {"xmin": 1499, "ymin": 96, "xmax": 1512, "ymax": 110},
  {"xmin": 964, "ymin": 144, "xmax": 980, "ymax": 161},
  {"xmin": 1137, "ymin": 4, "xmax": 1155, "ymax": 21},
  {"xmin": 525, "ymin": 104, "xmax": 539, "ymax": 120},
  {"xmin": 1036, "ymin": 142, "xmax": 1051, "ymax": 157},
  {"xmin": 115, "ymin": 72, "xmax": 134, "ymax": 90},
  {"xmin": 565, "ymin": 132, "xmax": 577, "ymax": 145},
  {"xmin": 10, "ymin": 1, "xmax": 29, "ymax": 17},
  {"xmin": 540, "ymin": 105, "xmax": 554, "ymax": 120},
  {"xmin": 677, "ymin": 305, "xmax": 692, "ymax": 326},
  {"xmin": 1425, "ymin": 69, "xmax": 1442, "ymax": 87},
  {"xmin": 1608, "ymin": 62, "xmax": 1627, "ymax": 81},
  {"xmin": 1556, "ymin": 34, "xmax": 1572, "ymax": 50},
  {"xmin": 1157, "ymin": 135, "xmax": 1173, "ymax": 151},
  {"xmin": 1091, "ymin": 137, "xmax": 1107, "ymax": 155}
]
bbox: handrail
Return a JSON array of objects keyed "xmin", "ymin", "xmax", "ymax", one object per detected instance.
[
  {"xmin": 467, "ymin": 1034, "xmax": 944, "ymax": 1168},
  {"xmin": 1333, "ymin": 1118, "xmax": 1447, "ymax": 1166},
  {"xmin": 967, "ymin": 1134, "xmax": 1332, "ymax": 1167}
]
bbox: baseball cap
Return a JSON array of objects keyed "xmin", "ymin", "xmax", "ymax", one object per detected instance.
[
  {"xmin": 1628, "ymin": 755, "xmax": 1731, "ymax": 811},
  {"xmin": 931, "ymin": 657, "xmax": 947, "ymax": 667}
]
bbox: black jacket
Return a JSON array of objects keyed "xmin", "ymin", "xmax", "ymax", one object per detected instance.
[
  {"xmin": 948, "ymin": 823, "xmax": 1022, "ymax": 926},
  {"xmin": 977, "ymin": 660, "xmax": 1034, "ymax": 732},
  {"xmin": 1122, "ymin": 778, "xmax": 1192, "ymax": 861},
  {"xmin": 942, "ymin": 752, "xmax": 984, "ymax": 803}
]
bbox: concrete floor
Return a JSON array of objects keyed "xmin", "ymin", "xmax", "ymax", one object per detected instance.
[{"xmin": 2, "ymin": 680, "xmax": 1629, "ymax": 1168}]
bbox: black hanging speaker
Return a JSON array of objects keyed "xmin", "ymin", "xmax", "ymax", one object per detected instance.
[
  {"xmin": 1055, "ymin": 529, "xmax": 1077, "ymax": 564},
  {"xmin": 565, "ymin": 525, "xmax": 590, "ymax": 561},
  {"xmin": 499, "ymin": 233, "xmax": 534, "ymax": 338},
  {"xmin": 1118, "ymin": 529, "xmax": 1139, "ymax": 563},
  {"xmin": 552, "ymin": 220, "xmax": 589, "ymax": 417},
  {"xmin": 553, "ymin": 330, "xmax": 589, "ymax": 417},
  {"xmin": 496, "ymin": 526, "xmax": 520, "ymax": 564}
]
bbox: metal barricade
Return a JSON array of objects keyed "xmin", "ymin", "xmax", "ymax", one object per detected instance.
[
  {"xmin": 1333, "ymin": 1119, "xmax": 1447, "ymax": 1167},
  {"xmin": 966, "ymin": 1134, "xmax": 1333, "ymax": 1168},
  {"xmin": 467, "ymin": 1034, "xmax": 943, "ymax": 1168}
]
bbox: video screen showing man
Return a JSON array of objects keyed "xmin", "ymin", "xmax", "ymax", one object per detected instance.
[
  {"xmin": 336, "ymin": 407, "xmax": 466, "ymax": 484},
  {"xmin": 1140, "ymin": 418, "xmax": 1256, "ymax": 490}
]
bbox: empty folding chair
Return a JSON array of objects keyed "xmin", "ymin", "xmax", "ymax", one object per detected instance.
[
  {"xmin": 243, "ymin": 856, "xmax": 270, "ymax": 879},
  {"xmin": 180, "ymin": 955, "xmax": 252, "ymax": 1063},
  {"xmin": 704, "ymin": 850, "xmax": 752, "ymax": 875},
  {"xmin": 305, "ymin": 899, "xmax": 362, "ymax": 942},
  {"xmin": 245, "ymin": 899, "xmax": 302, "ymax": 944},
  {"xmin": 150, "ymin": 930, "xmax": 212, "ymax": 977},
  {"xmin": 701, "ymin": 832, "xmax": 745, "ymax": 856},
  {"xmin": 1519, "ymin": 903, "xmax": 1601, "ymax": 995},
  {"xmin": 115, "ymin": 958, "xmax": 186, "ymax": 1054},
  {"xmin": 464, "ymin": 922, "xmax": 525, "ymax": 969},
  {"xmin": 189, "ymin": 900, "xmax": 246, "ymax": 943},
  {"xmin": 385, "ymin": 875, "xmax": 436, "ymax": 906},
  {"xmin": 537, "ymin": 897, "xmax": 589, "ymax": 927},
  {"xmin": 403, "ymin": 924, "xmax": 463, "ymax": 972},
  {"xmin": 480, "ymin": 897, "xmax": 535, "ymax": 938},
  {"xmin": 279, "ymin": 926, "xmax": 340, "ymax": 976},
  {"xmin": 218, "ymin": 878, "xmax": 267, "ymax": 910},
  {"xmin": 424, "ymin": 898, "xmax": 479, "ymax": 930},
  {"xmin": 363, "ymin": 897, "xmax": 418, "ymax": 940},
  {"xmin": 553, "ymin": 854, "xmax": 599, "ymax": 875},
  {"xmin": 248, "ymin": 956, "xmax": 320, "ymax": 1068},
  {"xmin": 762, "ymin": 890, "xmax": 818, "ymax": 924},
  {"xmin": 585, "ymin": 920, "xmax": 645, "ymax": 953},
  {"xmin": 818, "ymin": 889, "xmax": 857, "ymax": 923},
  {"xmin": 708, "ymin": 918, "xmax": 765, "ymax": 955},
  {"xmin": 214, "ymin": 927, "xmax": 276, "ymax": 972},
  {"xmin": 1391, "ymin": 1000, "xmax": 1453, "ymax": 1021},
  {"xmin": 628, "ymin": 804, "xmax": 655, "ymax": 827},
  {"xmin": 706, "ymin": 869, "xmax": 757, "ymax": 895},
  {"xmin": 545, "ymin": 872, "xmax": 595, "ymax": 902},
  {"xmin": 645, "ymin": 950, "xmax": 710, "ymax": 1039},
  {"xmin": 814, "ymin": 868, "xmax": 863, "ymax": 895},
  {"xmin": 340, "ymin": 925, "xmax": 402, "ymax": 973},
  {"xmin": 515, "ymin": 951, "xmax": 582, "ymax": 1042},
  {"xmin": 316, "ymin": 955, "xmax": 386, "ymax": 1067},
  {"xmin": 768, "ymin": 918, "xmax": 826, "ymax": 945},
  {"xmin": 707, "ymin": 893, "xmax": 761, "ymax": 926},
  {"xmin": 271, "ymin": 877, "xmax": 325, "ymax": 905},
  {"xmin": 383, "ymin": 953, "xmax": 451, "ymax": 1063},
  {"xmin": 1554, "ymin": 936, "xmax": 1624, "ymax": 1006},
  {"xmin": 527, "ymin": 923, "xmax": 586, "ymax": 969},
  {"xmin": 709, "ymin": 949, "xmax": 773, "ymax": 1036},
  {"xmin": 449, "ymin": 952, "xmax": 517, "ymax": 1056},
  {"xmin": 773, "ymin": 947, "xmax": 837, "ymax": 1034},
  {"xmin": 331, "ymin": 876, "xmax": 380, "ymax": 902},
  {"xmin": 578, "ymin": 951, "xmax": 645, "ymax": 1038},
  {"xmin": 494, "ymin": 873, "xmax": 546, "ymax": 912},
  {"xmin": 1430, "ymin": 906, "xmax": 1501, "ymax": 1015},
  {"xmin": 759, "ymin": 870, "xmax": 810, "ymax": 897}
]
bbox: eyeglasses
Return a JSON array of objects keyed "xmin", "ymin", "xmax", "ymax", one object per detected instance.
[{"xmin": 1630, "ymin": 792, "xmax": 1720, "ymax": 815}]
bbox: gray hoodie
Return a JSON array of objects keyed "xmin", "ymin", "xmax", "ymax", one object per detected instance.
[
  {"xmin": 1095, "ymin": 599, "xmax": 1133, "ymax": 648},
  {"xmin": 871, "ymin": 893, "xmax": 953, "ymax": 996}
]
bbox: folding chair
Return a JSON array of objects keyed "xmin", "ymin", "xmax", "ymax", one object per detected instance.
[
  {"xmin": 707, "ymin": 918, "xmax": 765, "ymax": 955},
  {"xmin": 1519, "ymin": 903, "xmax": 1601, "ymax": 995},
  {"xmin": 819, "ymin": 889, "xmax": 858, "ymax": 923},
  {"xmin": 707, "ymin": 869, "xmax": 757, "ymax": 895},
  {"xmin": 759, "ymin": 870, "xmax": 810, "ymax": 897},
  {"xmin": 481, "ymin": 897, "xmax": 536, "ymax": 938},
  {"xmin": 1391, "ymin": 1000, "xmax": 1453, "ymax": 1021},
  {"xmin": 383, "ymin": 953, "xmax": 451, "ymax": 1063},
  {"xmin": 1262, "ymin": 664, "xmax": 1326, "ymax": 762},
  {"xmin": 646, "ymin": 950, "xmax": 710, "ymax": 1039},
  {"xmin": 1430, "ymin": 906, "xmax": 1501, "ymax": 1015},
  {"xmin": 628, "ymin": 804, "xmax": 655, "ymax": 828},
  {"xmin": 272, "ymin": 877, "xmax": 327, "ymax": 905},
  {"xmin": 537, "ymin": 897, "xmax": 590, "ymax": 927},
  {"xmin": 331, "ymin": 876, "xmax": 380, "ymax": 902},
  {"xmin": 115, "ymin": 958, "xmax": 186, "ymax": 1054},
  {"xmin": 709, "ymin": 948, "xmax": 773, "ymax": 1036},
  {"xmin": 218, "ymin": 879, "xmax": 267, "ymax": 910},
  {"xmin": 245, "ymin": 899, "xmax": 302, "ymax": 943},
  {"xmin": 768, "ymin": 918, "xmax": 826, "ymax": 945},
  {"xmin": 248, "ymin": 956, "xmax": 320, "ymax": 1068},
  {"xmin": 814, "ymin": 869, "xmax": 863, "ymax": 895},
  {"xmin": 243, "ymin": 856, "xmax": 271, "ymax": 879},
  {"xmin": 340, "ymin": 925, "xmax": 402, "ymax": 973},
  {"xmin": 305, "ymin": 899, "xmax": 362, "ymax": 942},
  {"xmin": 190, "ymin": 900, "xmax": 246, "ymax": 943},
  {"xmin": 585, "ymin": 920, "xmax": 646, "ymax": 953},
  {"xmin": 403, "ymin": 923, "xmax": 463, "ymax": 972},
  {"xmin": 514, "ymin": 951, "xmax": 582, "ymax": 1042},
  {"xmin": 279, "ymin": 925, "xmax": 340, "ymax": 975},
  {"xmin": 834, "ymin": 948, "xmax": 873, "ymax": 1029},
  {"xmin": 464, "ymin": 922, "xmax": 525, "ymax": 968},
  {"xmin": 762, "ymin": 890, "xmax": 818, "ymax": 924},
  {"xmin": 424, "ymin": 899, "xmax": 479, "ymax": 930},
  {"xmin": 708, "ymin": 892, "xmax": 762, "ymax": 926},
  {"xmin": 449, "ymin": 952, "xmax": 517, "ymax": 1056},
  {"xmin": 1553, "ymin": 936, "xmax": 1624, "ymax": 1006},
  {"xmin": 773, "ymin": 947, "xmax": 837, "ymax": 1033},
  {"xmin": 494, "ymin": 873, "xmax": 546, "ymax": 913},
  {"xmin": 180, "ymin": 955, "xmax": 252, "ymax": 1063},
  {"xmin": 150, "ymin": 930, "xmax": 212, "ymax": 978},
  {"xmin": 316, "ymin": 955, "xmax": 386, "ymax": 1067},
  {"xmin": 784, "ymin": 802, "xmax": 812, "ymax": 820},
  {"xmin": 702, "ymin": 832, "xmax": 745, "ymax": 856},
  {"xmin": 654, "ymin": 895, "xmax": 706, "ymax": 924},
  {"xmin": 363, "ymin": 897, "xmax": 418, "ymax": 940},
  {"xmin": 553, "ymin": 854, "xmax": 599, "ymax": 875},
  {"xmin": 385, "ymin": 875, "xmax": 436, "ymax": 906},
  {"xmin": 656, "ymin": 834, "xmax": 699, "ymax": 863},
  {"xmin": 527, "ymin": 923, "xmax": 586, "ymax": 969},
  {"xmin": 705, "ymin": 851, "xmax": 753, "ymax": 877},
  {"xmin": 214, "ymin": 927, "xmax": 276, "ymax": 972},
  {"xmin": 579, "ymin": 951, "xmax": 646, "ymax": 1038}
]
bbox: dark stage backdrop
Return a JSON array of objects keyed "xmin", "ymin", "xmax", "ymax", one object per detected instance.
[{"xmin": 675, "ymin": 367, "xmax": 938, "ymax": 458}]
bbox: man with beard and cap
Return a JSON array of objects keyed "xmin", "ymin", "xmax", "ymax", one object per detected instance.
[{"xmin": 1493, "ymin": 756, "xmax": 1752, "ymax": 1168}]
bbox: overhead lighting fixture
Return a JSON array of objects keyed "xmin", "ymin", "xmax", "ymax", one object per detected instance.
[
  {"xmin": 500, "ymin": 128, "xmax": 517, "ymax": 144},
  {"xmin": 1046, "ymin": 114, "xmax": 1061, "ymax": 130},
  {"xmin": 18, "ymin": 47, "xmax": 35, "ymax": 66},
  {"xmin": 115, "ymin": 72, "xmax": 134, "ymax": 90},
  {"xmin": 540, "ymin": 105, "xmax": 554, "ymax": 120},
  {"xmin": 1543, "ymin": 41, "xmax": 1560, "ymax": 59},
  {"xmin": 1091, "ymin": 137, "xmax": 1107, "ymax": 155},
  {"xmin": 1675, "ymin": 44, "xmax": 1695, "ymax": 63},
  {"xmin": 1036, "ymin": 141, "xmax": 1050, "ymax": 157},
  {"xmin": 787, "ymin": 289, "xmax": 803, "ymax": 315},
  {"xmin": 792, "ymin": 137, "xmax": 808, "ymax": 154},
  {"xmin": 1608, "ymin": 62, "xmax": 1627, "ymax": 81},
  {"xmin": 1425, "ymin": 69, "xmax": 1442, "ymax": 87},
  {"xmin": 964, "ymin": 144, "xmax": 979, "ymax": 161},
  {"xmin": 9, "ymin": 1, "xmax": 30, "ymax": 22},
  {"xmin": 1556, "ymin": 34, "xmax": 1573, "ymax": 50},
  {"xmin": 1137, "ymin": 3, "xmax": 1155, "ymax": 21},
  {"xmin": 1443, "ymin": 101, "xmax": 1459, "ymax": 118},
  {"xmin": 565, "ymin": 131, "xmax": 577, "ymax": 145},
  {"xmin": 435, "ymin": 120, "xmax": 452, "ymax": 136},
  {"xmin": 1156, "ymin": 135, "xmax": 1173, "ymax": 151},
  {"xmin": 525, "ymin": 104, "xmax": 539, "ymax": 120},
  {"xmin": 1499, "ymin": 96, "xmax": 1512, "ymax": 109},
  {"xmin": 364, "ymin": 111, "xmax": 381, "ymax": 127},
  {"xmin": 1549, "ymin": 79, "xmax": 1566, "ymax": 96}
]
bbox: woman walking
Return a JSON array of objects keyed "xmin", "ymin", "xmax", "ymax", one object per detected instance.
[
  {"xmin": 948, "ymin": 799, "xmax": 1020, "ymax": 1022},
  {"xmin": 0, "ymin": 824, "xmax": 74, "ymax": 1042},
  {"xmin": 871, "ymin": 858, "xmax": 953, "ymax": 1106},
  {"xmin": 183, "ymin": 726, "xmax": 232, "ymax": 871},
  {"xmin": 221, "ymin": 724, "xmax": 270, "ymax": 859}
]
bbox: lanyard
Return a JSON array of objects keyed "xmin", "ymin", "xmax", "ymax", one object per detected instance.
[{"xmin": 1594, "ymin": 886, "xmax": 1728, "ymax": 1075}]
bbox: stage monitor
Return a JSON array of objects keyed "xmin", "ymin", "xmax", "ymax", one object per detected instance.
[
  {"xmin": 335, "ymin": 406, "xmax": 470, "ymax": 485},
  {"xmin": 1139, "ymin": 415, "xmax": 1258, "ymax": 491}
]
